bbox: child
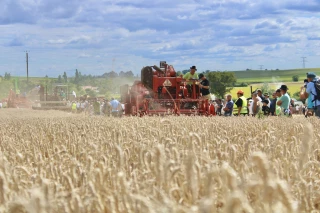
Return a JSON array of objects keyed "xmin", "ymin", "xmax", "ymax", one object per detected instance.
[{"xmin": 261, "ymin": 100, "xmax": 270, "ymax": 116}]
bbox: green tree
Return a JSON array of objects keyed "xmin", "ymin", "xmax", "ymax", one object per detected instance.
[
  {"xmin": 85, "ymin": 88, "xmax": 97, "ymax": 97},
  {"xmin": 292, "ymin": 75, "xmax": 299, "ymax": 82},
  {"xmin": 207, "ymin": 71, "xmax": 237, "ymax": 98},
  {"xmin": 63, "ymin": 72, "xmax": 68, "ymax": 83},
  {"xmin": 4, "ymin": 72, "xmax": 11, "ymax": 80},
  {"xmin": 57, "ymin": 75, "xmax": 63, "ymax": 83},
  {"xmin": 182, "ymin": 70, "xmax": 189, "ymax": 74},
  {"xmin": 260, "ymin": 83, "xmax": 274, "ymax": 95},
  {"xmin": 74, "ymin": 69, "xmax": 80, "ymax": 84}
]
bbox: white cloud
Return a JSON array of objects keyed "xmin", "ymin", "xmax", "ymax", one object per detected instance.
[
  {"xmin": 48, "ymin": 39, "xmax": 66, "ymax": 44},
  {"xmin": 1, "ymin": 0, "xmax": 320, "ymax": 76},
  {"xmin": 78, "ymin": 53, "xmax": 91, "ymax": 58}
]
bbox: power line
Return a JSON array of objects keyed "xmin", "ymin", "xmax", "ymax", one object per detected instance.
[
  {"xmin": 259, "ymin": 65, "xmax": 263, "ymax": 70},
  {"xmin": 301, "ymin": 57, "xmax": 307, "ymax": 68}
]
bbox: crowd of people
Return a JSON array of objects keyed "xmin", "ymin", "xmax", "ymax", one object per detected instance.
[
  {"xmin": 181, "ymin": 66, "xmax": 319, "ymax": 118},
  {"xmin": 69, "ymin": 97, "xmax": 124, "ymax": 117},
  {"xmin": 215, "ymin": 72, "xmax": 320, "ymax": 118}
]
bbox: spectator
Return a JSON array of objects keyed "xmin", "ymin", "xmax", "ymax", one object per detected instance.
[
  {"xmin": 264, "ymin": 93, "xmax": 271, "ymax": 107},
  {"xmin": 71, "ymin": 102, "xmax": 77, "ymax": 113},
  {"xmin": 110, "ymin": 98, "xmax": 121, "ymax": 117},
  {"xmin": 80, "ymin": 101, "xmax": 86, "ymax": 113},
  {"xmin": 289, "ymin": 99, "xmax": 295, "ymax": 114},
  {"xmin": 262, "ymin": 100, "xmax": 270, "ymax": 115},
  {"xmin": 76, "ymin": 101, "xmax": 80, "ymax": 112},
  {"xmin": 198, "ymin": 73, "xmax": 211, "ymax": 100},
  {"xmin": 223, "ymin": 94, "xmax": 233, "ymax": 116},
  {"xmin": 277, "ymin": 85, "xmax": 291, "ymax": 116},
  {"xmin": 275, "ymin": 89, "xmax": 282, "ymax": 116},
  {"xmin": 305, "ymin": 97, "xmax": 314, "ymax": 117},
  {"xmin": 215, "ymin": 99, "xmax": 223, "ymax": 115},
  {"xmin": 102, "ymin": 99, "xmax": 111, "ymax": 116},
  {"xmin": 233, "ymin": 90, "xmax": 248, "ymax": 116},
  {"xmin": 247, "ymin": 99, "xmax": 254, "ymax": 116},
  {"xmin": 256, "ymin": 89, "xmax": 265, "ymax": 101},
  {"xmin": 252, "ymin": 92, "xmax": 262, "ymax": 117},
  {"xmin": 270, "ymin": 92, "xmax": 277, "ymax": 116},
  {"xmin": 300, "ymin": 72, "xmax": 320, "ymax": 118}
]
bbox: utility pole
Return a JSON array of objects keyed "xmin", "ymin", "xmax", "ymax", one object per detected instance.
[
  {"xmin": 259, "ymin": 65, "xmax": 263, "ymax": 70},
  {"xmin": 301, "ymin": 57, "xmax": 307, "ymax": 68},
  {"xmin": 26, "ymin": 51, "xmax": 29, "ymax": 83}
]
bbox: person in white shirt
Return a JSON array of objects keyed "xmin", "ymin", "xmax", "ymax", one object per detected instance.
[{"xmin": 252, "ymin": 92, "xmax": 262, "ymax": 116}]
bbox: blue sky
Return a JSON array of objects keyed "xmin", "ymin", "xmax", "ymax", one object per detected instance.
[{"xmin": 1, "ymin": 0, "xmax": 320, "ymax": 77}]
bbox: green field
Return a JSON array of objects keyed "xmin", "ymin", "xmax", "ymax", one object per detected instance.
[{"xmin": 233, "ymin": 68, "xmax": 320, "ymax": 83}]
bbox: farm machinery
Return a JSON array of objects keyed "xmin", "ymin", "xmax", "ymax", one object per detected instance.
[
  {"xmin": 7, "ymin": 89, "xmax": 33, "ymax": 108},
  {"xmin": 120, "ymin": 61, "xmax": 215, "ymax": 116},
  {"xmin": 6, "ymin": 79, "xmax": 33, "ymax": 108},
  {"xmin": 31, "ymin": 84, "xmax": 71, "ymax": 111}
]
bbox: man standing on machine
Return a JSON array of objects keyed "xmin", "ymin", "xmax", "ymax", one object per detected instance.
[
  {"xmin": 198, "ymin": 73, "xmax": 210, "ymax": 100},
  {"xmin": 182, "ymin": 66, "xmax": 199, "ymax": 97}
]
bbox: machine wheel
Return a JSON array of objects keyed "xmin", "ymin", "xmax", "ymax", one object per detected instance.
[{"xmin": 141, "ymin": 66, "xmax": 153, "ymax": 89}]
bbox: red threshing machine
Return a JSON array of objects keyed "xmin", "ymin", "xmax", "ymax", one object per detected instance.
[{"xmin": 120, "ymin": 61, "xmax": 215, "ymax": 116}]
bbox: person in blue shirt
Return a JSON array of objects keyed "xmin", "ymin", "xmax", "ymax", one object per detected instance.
[
  {"xmin": 223, "ymin": 94, "xmax": 234, "ymax": 116},
  {"xmin": 300, "ymin": 72, "xmax": 320, "ymax": 118},
  {"xmin": 110, "ymin": 98, "xmax": 121, "ymax": 117}
]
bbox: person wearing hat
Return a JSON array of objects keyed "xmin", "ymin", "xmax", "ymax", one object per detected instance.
[
  {"xmin": 182, "ymin": 65, "xmax": 199, "ymax": 97},
  {"xmin": 276, "ymin": 85, "xmax": 291, "ymax": 115},
  {"xmin": 198, "ymin": 73, "xmax": 210, "ymax": 100},
  {"xmin": 183, "ymin": 65, "xmax": 199, "ymax": 81},
  {"xmin": 233, "ymin": 90, "xmax": 248, "ymax": 116},
  {"xmin": 300, "ymin": 72, "xmax": 320, "ymax": 118}
]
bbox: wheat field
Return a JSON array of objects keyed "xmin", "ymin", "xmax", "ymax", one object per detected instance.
[{"xmin": 0, "ymin": 109, "xmax": 319, "ymax": 213}]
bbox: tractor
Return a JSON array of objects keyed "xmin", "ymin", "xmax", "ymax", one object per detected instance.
[
  {"xmin": 120, "ymin": 61, "xmax": 215, "ymax": 116},
  {"xmin": 32, "ymin": 84, "xmax": 71, "ymax": 111}
]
